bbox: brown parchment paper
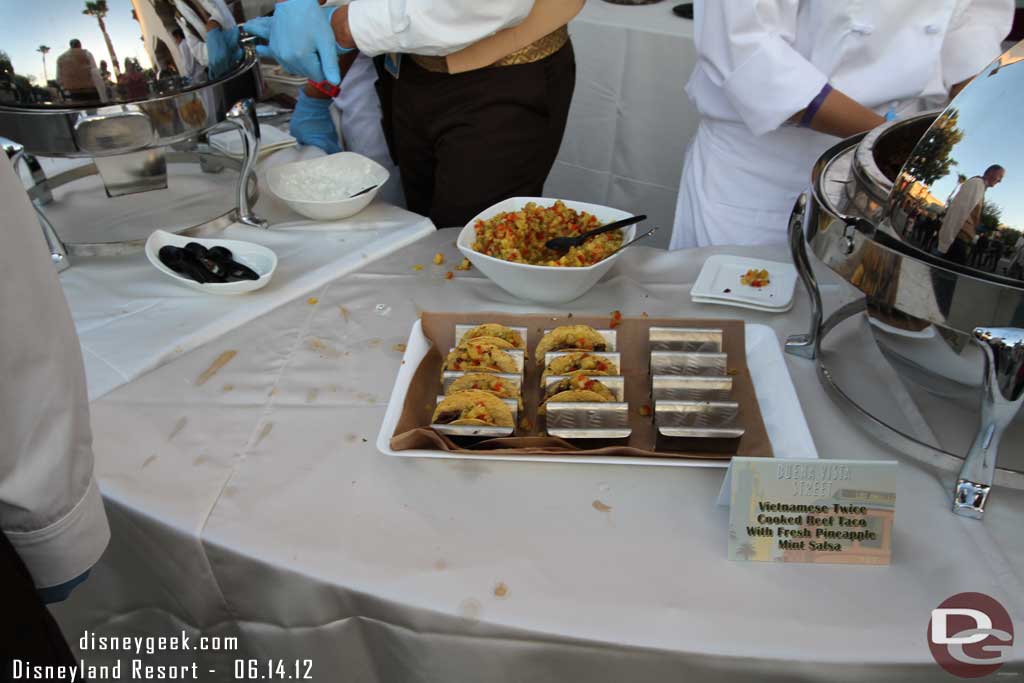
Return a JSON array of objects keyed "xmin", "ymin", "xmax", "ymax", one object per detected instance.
[{"xmin": 390, "ymin": 313, "xmax": 773, "ymax": 460}]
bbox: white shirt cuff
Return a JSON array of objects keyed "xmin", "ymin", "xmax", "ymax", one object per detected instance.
[{"xmin": 6, "ymin": 477, "xmax": 110, "ymax": 589}]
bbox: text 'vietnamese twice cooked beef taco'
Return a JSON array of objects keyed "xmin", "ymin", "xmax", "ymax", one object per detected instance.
[
  {"xmin": 534, "ymin": 325, "xmax": 608, "ymax": 364},
  {"xmin": 431, "ymin": 390, "xmax": 515, "ymax": 427}
]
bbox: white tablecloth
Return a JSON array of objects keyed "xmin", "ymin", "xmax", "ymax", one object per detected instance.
[
  {"xmin": 50, "ymin": 229, "xmax": 1024, "ymax": 681},
  {"xmin": 547, "ymin": 2, "xmax": 699, "ymax": 249},
  {"xmin": 52, "ymin": 146, "xmax": 434, "ymax": 399}
]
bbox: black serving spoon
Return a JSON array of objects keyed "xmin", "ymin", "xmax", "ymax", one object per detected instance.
[{"xmin": 544, "ymin": 214, "xmax": 647, "ymax": 252}]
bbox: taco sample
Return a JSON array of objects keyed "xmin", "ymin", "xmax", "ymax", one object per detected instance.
[
  {"xmin": 459, "ymin": 323, "xmax": 525, "ymax": 349},
  {"xmin": 535, "ymin": 325, "xmax": 608, "ymax": 363},
  {"xmin": 541, "ymin": 352, "xmax": 618, "ymax": 381},
  {"xmin": 543, "ymin": 375, "xmax": 615, "ymax": 402},
  {"xmin": 447, "ymin": 373, "xmax": 523, "ymax": 409},
  {"xmin": 443, "ymin": 342, "xmax": 518, "ymax": 375},
  {"xmin": 431, "ymin": 390, "xmax": 514, "ymax": 427}
]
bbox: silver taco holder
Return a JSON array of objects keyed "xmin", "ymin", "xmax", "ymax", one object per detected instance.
[
  {"xmin": 543, "ymin": 374, "xmax": 625, "ymax": 401},
  {"xmin": 441, "ymin": 372, "xmax": 522, "ymax": 395},
  {"xmin": 447, "ymin": 347, "xmax": 525, "ymax": 374},
  {"xmin": 540, "ymin": 327, "xmax": 617, "ymax": 352},
  {"xmin": 431, "ymin": 395, "xmax": 518, "ymax": 437},
  {"xmin": 648, "ymin": 327, "xmax": 723, "ymax": 353},
  {"xmin": 654, "ymin": 400, "xmax": 744, "ymax": 439},
  {"xmin": 652, "ymin": 375, "xmax": 732, "ymax": 401},
  {"xmin": 544, "ymin": 401, "xmax": 632, "ymax": 440},
  {"xmin": 650, "ymin": 352, "xmax": 727, "ymax": 376}
]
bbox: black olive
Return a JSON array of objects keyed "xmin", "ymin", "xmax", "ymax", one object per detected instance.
[
  {"xmin": 593, "ymin": 343, "xmax": 607, "ymax": 352},
  {"xmin": 184, "ymin": 242, "xmax": 208, "ymax": 258},
  {"xmin": 207, "ymin": 246, "xmax": 233, "ymax": 263},
  {"xmin": 197, "ymin": 255, "xmax": 227, "ymax": 278},
  {"xmin": 225, "ymin": 261, "xmax": 260, "ymax": 281}
]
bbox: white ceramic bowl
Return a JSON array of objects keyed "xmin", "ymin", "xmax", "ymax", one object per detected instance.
[
  {"xmin": 145, "ymin": 230, "xmax": 277, "ymax": 295},
  {"xmin": 457, "ymin": 197, "xmax": 637, "ymax": 304},
  {"xmin": 265, "ymin": 151, "xmax": 389, "ymax": 221}
]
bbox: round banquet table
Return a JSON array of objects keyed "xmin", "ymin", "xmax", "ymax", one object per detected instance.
[
  {"xmin": 548, "ymin": 1, "xmax": 700, "ymax": 250},
  {"xmin": 50, "ymin": 228, "xmax": 1024, "ymax": 682}
]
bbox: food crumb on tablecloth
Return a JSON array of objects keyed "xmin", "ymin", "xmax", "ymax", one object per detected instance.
[
  {"xmin": 493, "ymin": 582, "xmax": 508, "ymax": 598},
  {"xmin": 433, "ymin": 252, "xmax": 445, "ymax": 265},
  {"xmin": 454, "ymin": 258, "xmax": 472, "ymax": 271},
  {"xmin": 610, "ymin": 310, "xmax": 622, "ymax": 329},
  {"xmin": 444, "ymin": 271, "xmax": 454, "ymax": 280},
  {"xmin": 413, "ymin": 264, "xmax": 424, "ymax": 271},
  {"xmin": 638, "ymin": 405, "xmax": 652, "ymax": 417},
  {"xmin": 393, "ymin": 343, "xmax": 407, "ymax": 353},
  {"xmin": 592, "ymin": 499, "xmax": 613, "ymax": 512},
  {"xmin": 307, "ymin": 297, "xmax": 319, "ymax": 305}
]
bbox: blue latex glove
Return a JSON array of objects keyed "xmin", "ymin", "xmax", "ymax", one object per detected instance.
[
  {"xmin": 243, "ymin": 0, "xmax": 349, "ymax": 85},
  {"xmin": 290, "ymin": 90, "xmax": 341, "ymax": 154},
  {"xmin": 206, "ymin": 26, "xmax": 243, "ymax": 79}
]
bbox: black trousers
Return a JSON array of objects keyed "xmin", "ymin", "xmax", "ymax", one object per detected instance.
[
  {"xmin": 0, "ymin": 532, "xmax": 75, "ymax": 677},
  {"xmin": 380, "ymin": 42, "xmax": 576, "ymax": 228}
]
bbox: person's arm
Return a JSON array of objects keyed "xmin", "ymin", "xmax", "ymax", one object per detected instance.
[
  {"xmin": 696, "ymin": 0, "xmax": 884, "ymax": 137},
  {"xmin": 941, "ymin": 0, "xmax": 1014, "ymax": 92},
  {"xmin": 337, "ymin": 0, "xmax": 533, "ymax": 57},
  {"xmin": 0, "ymin": 158, "xmax": 109, "ymax": 597}
]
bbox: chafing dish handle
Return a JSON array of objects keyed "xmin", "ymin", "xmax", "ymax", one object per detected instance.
[
  {"xmin": 785, "ymin": 193, "xmax": 822, "ymax": 359},
  {"xmin": 953, "ymin": 327, "xmax": 1024, "ymax": 519}
]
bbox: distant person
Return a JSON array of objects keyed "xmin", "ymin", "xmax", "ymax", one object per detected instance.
[
  {"xmin": 173, "ymin": 27, "xmax": 204, "ymax": 82},
  {"xmin": 117, "ymin": 59, "xmax": 150, "ymax": 100},
  {"xmin": 56, "ymin": 39, "xmax": 107, "ymax": 103},
  {"xmin": 937, "ymin": 164, "xmax": 1005, "ymax": 265}
]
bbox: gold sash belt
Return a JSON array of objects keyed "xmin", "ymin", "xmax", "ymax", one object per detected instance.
[{"xmin": 409, "ymin": 26, "xmax": 570, "ymax": 74}]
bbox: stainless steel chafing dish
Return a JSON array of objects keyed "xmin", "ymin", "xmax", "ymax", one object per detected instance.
[
  {"xmin": 0, "ymin": 0, "xmax": 267, "ymax": 270},
  {"xmin": 787, "ymin": 40, "xmax": 1024, "ymax": 518}
]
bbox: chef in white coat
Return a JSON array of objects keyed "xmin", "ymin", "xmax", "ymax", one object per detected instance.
[
  {"xmin": 0, "ymin": 157, "xmax": 109, "ymax": 662},
  {"xmin": 670, "ymin": 0, "xmax": 1013, "ymax": 249}
]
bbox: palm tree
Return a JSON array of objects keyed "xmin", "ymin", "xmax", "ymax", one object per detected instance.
[
  {"xmin": 83, "ymin": 0, "xmax": 121, "ymax": 78},
  {"xmin": 37, "ymin": 45, "xmax": 50, "ymax": 82}
]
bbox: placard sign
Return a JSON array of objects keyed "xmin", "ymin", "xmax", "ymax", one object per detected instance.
[{"xmin": 722, "ymin": 458, "xmax": 897, "ymax": 565}]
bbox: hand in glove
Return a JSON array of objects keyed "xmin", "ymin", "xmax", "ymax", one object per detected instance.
[
  {"xmin": 207, "ymin": 26, "xmax": 243, "ymax": 79},
  {"xmin": 243, "ymin": 0, "xmax": 349, "ymax": 85},
  {"xmin": 289, "ymin": 90, "xmax": 342, "ymax": 155}
]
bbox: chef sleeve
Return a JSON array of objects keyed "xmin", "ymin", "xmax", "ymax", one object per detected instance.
[
  {"xmin": 941, "ymin": 0, "xmax": 1013, "ymax": 90},
  {"xmin": 0, "ymin": 158, "xmax": 109, "ymax": 591},
  {"xmin": 347, "ymin": 0, "xmax": 534, "ymax": 57},
  {"xmin": 695, "ymin": 0, "xmax": 829, "ymax": 136}
]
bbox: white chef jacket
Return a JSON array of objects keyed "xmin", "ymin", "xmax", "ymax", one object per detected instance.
[
  {"xmin": 670, "ymin": 0, "xmax": 1012, "ymax": 249},
  {"xmin": 0, "ymin": 158, "xmax": 109, "ymax": 589},
  {"xmin": 347, "ymin": 0, "xmax": 533, "ymax": 57},
  {"xmin": 938, "ymin": 175, "xmax": 986, "ymax": 252}
]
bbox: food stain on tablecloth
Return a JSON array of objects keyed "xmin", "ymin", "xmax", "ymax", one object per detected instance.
[
  {"xmin": 592, "ymin": 499, "xmax": 613, "ymax": 512},
  {"xmin": 254, "ymin": 422, "xmax": 274, "ymax": 447},
  {"xmin": 196, "ymin": 350, "xmax": 238, "ymax": 386},
  {"xmin": 306, "ymin": 388, "xmax": 319, "ymax": 403},
  {"xmin": 168, "ymin": 417, "xmax": 188, "ymax": 441},
  {"xmin": 493, "ymin": 582, "xmax": 509, "ymax": 598}
]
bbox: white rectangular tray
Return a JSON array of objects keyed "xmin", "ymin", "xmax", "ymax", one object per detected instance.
[{"xmin": 376, "ymin": 320, "xmax": 818, "ymax": 467}]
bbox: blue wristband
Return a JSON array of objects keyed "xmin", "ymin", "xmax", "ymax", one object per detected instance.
[{"xmin": 800, "ymin": 83, "xmax": 833, "ymax": 128}]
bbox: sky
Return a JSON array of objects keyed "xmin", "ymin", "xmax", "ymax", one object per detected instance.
[
  {"xmin": 906, "ymin": 59, "xmax": 1024, "ymax": 231},
  {"xmin": 1, "ymin": 0, "xmax": 153, "ymax": 83}
]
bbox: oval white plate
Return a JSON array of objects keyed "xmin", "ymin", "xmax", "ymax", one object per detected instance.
[{"xmin": 144, "ymin": 230, "xmax": 277, "ymax": 295}]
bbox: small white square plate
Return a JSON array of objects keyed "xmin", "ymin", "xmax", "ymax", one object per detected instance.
[{"xmin": 691, "ymin": 255, "xmax": 797, "ymax": 312}]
